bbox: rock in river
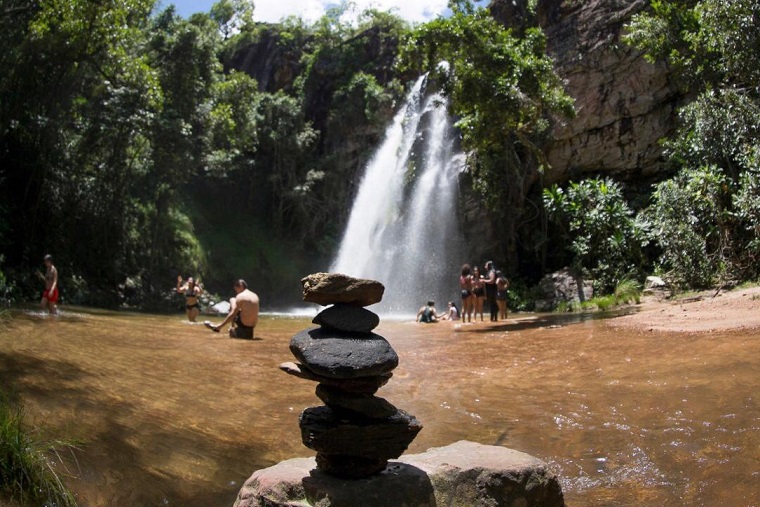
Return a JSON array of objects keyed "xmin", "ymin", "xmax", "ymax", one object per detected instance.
[
  {"xmin": 289, "ymin": 328, "xmax": 398, "ymax": 379},
  {"xmin": 315, "ymin": 383, "xmax": 397, "ymax": 419},
  {"xmin": 312, "ymin": 304, "xmax": 380, "ymax": 334},
  {"xmin": 301, "ymin": 272, "xmax": 385, "ymax": 307}
]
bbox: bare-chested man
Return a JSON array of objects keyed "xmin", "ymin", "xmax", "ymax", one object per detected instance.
[
  {"xmin": 205, "ymin": 279, "xmax": 259, "ymax": 339},
  {"xmin": 39, "ymin": 254, "xmax": 58, "ymax": 314}
]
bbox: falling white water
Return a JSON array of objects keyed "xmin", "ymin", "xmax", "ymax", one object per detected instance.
[{"xmin": 331, "ymin": 75, "xmax": 466, "ymax": 315}]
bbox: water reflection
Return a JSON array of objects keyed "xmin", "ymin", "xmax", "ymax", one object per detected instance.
[{"xmin": 0, "ymin": 308, "xmax": 758, "ymax": 506}]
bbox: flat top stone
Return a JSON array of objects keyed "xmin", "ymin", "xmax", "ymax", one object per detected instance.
[
  {"xmin": 404, "ymin": 440, "xmax": 546, "ymax": 472},
  {"xmin": 302, "ymin": 273, "xmax": 385, "ymax": 307},
  {"xmin": 290, "ymin": 328, "xmax": 398, "ymax": 379}
]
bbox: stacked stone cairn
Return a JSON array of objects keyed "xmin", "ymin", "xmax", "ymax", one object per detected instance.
[{"xmin": 279, "ymin": 273, "xmax": 423, "ymax": 479}]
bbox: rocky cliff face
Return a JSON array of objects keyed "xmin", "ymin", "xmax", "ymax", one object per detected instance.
[{"xmin": 493, "ymin": 0, "xmax": 682, "ymax": 185}]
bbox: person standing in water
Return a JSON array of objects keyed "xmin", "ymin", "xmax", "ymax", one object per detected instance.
[
  {"xmin": 496, "ymin": 270, "xmax": 510, "ymax": 320},
  {"xmin": 177, "ymin": 275, "xmax": 204, "ymax": 322},
  {"xmin": 38, "ymin": 254, "xmax": 58, "ymax": 315},
  {"xmin": 460, "ymin": 264, "xmax": 474, "ymax": 323},
  {"xmin": 206, "ymin": 279, "xmax": 260, "ymax": 339},
  {"xmin": 484, "ymin": 261, "xmax": 498, "ymax": 322},
  {"xmin": 471, "ymin": 266, "xmax": 486, "ymax": 321}
]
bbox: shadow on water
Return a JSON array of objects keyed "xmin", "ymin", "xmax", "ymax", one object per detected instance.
[
  {"xmin": 0, "ymin": 312, "xmax": 287, "ymax": 507},
  {"xmin": 465, "ymin": 308, "xmax": 640, "ymax": 334},
  {"xmin": 0, "ymin": 352, "xmax": 92, "ymax": 406}
]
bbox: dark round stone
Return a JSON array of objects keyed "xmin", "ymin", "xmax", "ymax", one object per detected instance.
[
  {"xmin": 289, "ymin": 328, "xmax": 398, "ymax": 379},
  {"xmin": 299, "ymin": 406, "xmax": 422, "ymax": 461},
  {"xmin": 315, "ymin": 453, "xmax": 388, "ymax": 479},
  {"xmin": 313, "ymin": 304, "xmax": 380, "ymax": 334},
  {"xmin": 315, "ymin": 384, "xmax": 397, "ymax": 419},
  {"xmin": 280, "ymin": 362, "xmax": 393, "ymax": 394}
]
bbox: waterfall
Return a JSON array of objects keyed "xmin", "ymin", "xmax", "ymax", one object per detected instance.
[{"xmin": 331, "ymin": 75, "xmax": 467, "ymax": 315}]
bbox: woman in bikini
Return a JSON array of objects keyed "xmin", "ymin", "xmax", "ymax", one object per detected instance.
[
  {"xmin": 496, "ymin": 270, "xmax": 510, "ymax": 320},
  {"xmin": 177, "ymin": 275, "xmax": 203, "ymax": 322},
  {"xmin": 459, "ymin": 264, "xmax": 474, "ymax": 323},
  {"xmin": 471, "ymin": 265, "xmax": 486, "ymax": 322}
]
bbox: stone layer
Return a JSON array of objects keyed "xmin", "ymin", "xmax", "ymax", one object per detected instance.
[
  {"xmin": 312, "ymin": 304, "xmax": 380, "ymax": 334},
  {"xmin": 301, "ymin": 273, "xmax": 385, "ymax": 307},
  {"xmin": 299, "ymin": 406, "xmax": 422, "ymax": 461},
  {"xmin": 289, "ymin": 328, "xmax": 398, "ymax": 379}
]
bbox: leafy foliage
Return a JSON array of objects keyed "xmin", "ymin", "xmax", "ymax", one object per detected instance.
[
  {"xmin": 625, "ymin": 0, "xmax": 760, "ymax": 291},
  {"xmin": 0, "ymin": 391, "xmax": 77, "ymax": 507},
  {"xmin": 544, "ymin": 178, "xmax": 648, "ymax": 292},
  {"xmin": 0, "ymin": 0, "xmax": 412, "ymax": 306}
]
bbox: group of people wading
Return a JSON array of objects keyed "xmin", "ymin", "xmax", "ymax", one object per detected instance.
[
  {"xmin": 176, "ymin": 275, "xmax": 260, "ymax": 339},
  {"xmin": 460, "ymin": 261, "xmax": 509, "ymax": 323},
  {"xmin": 36, "ymin": 255, "xmax": 260, "ymax": 339},
  {"xmin": 416, "ymin": 261, "xmax": 510, "ymax": 324}
]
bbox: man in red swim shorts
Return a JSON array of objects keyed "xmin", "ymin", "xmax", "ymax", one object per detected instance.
[{"xmin": 40, "ymin": 254, "xmax": 59, "ymax": 314}]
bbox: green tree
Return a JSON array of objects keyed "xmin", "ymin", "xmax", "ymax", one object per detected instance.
[
  {"xmin": 544, "ymin": 178, "xmax": 648, "ymax": 292},
  {"xmin": 625, "ymin": 0, "xmax": 760, "ymax": 289},
  {"xmin": 643, "ymin": 166, "xmax": 731, "ymax": 289}
]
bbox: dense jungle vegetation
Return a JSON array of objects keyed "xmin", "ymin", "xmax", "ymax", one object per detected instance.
[
  {"xmin": 546, "ymin": 0, "xmax": 760, "ymax": 293},
  {"xmin": 1, "ymin": 0, "xmax": 758, "ymax": 310}
]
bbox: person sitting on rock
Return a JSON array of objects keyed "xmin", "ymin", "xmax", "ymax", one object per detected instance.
[
  {"xmin": 205, "ymin": 279, "xmax": 260, "ymax": 339},
  {"xmin": 416, "ymin": 301, "xmax": 439, "ymax": 323}
]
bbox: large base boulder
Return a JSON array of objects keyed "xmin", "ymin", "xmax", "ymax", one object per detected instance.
[{"xmin": 233, "ymin": 440, "xmax": 565, "ymax": 507}]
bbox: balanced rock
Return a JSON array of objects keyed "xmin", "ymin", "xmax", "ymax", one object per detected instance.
[
  {"xmin": 302, "ymin": 273, "xmax": 385, "ymax": 307},
  {"xmin": 313, "ymin": 304, "xmax": 380, "ymax": 333},
  {"xmin": 279, "ymin": 362, "xmax": 392, "ymax": 394},
  {"xmin": 290, "ymin": 328, "xmax": 398, "ymax": 379},
  {"xmin": 315, "ymin": 384, "xmax": 397, "ymax": 419},
  {"xmin": 300, "ymin": 406, "xmax": 422, "ymax": 462}
]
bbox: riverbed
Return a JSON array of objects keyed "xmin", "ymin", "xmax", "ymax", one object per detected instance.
[{"xmin": 1, "ymin": 307, "xmax": 758, "ymax": 506}]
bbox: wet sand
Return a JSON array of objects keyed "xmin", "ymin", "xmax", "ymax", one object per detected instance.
[{"xmin": 1, "ymin": 306, "xmax": 759, "ymax": 506}]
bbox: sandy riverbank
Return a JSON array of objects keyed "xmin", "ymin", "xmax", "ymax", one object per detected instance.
[{"xmin": 608, "ymin": 285, "xmax": 760, "ymax": 333}]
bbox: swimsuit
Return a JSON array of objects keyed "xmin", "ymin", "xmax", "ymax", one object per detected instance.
[
  {"xmin": 496, "ymin": 291, "xmax": 508, "ymax": 301},
  {"xmin": 42, "ymin": 287, "xmax": 59, "ymax": 304},
  {"xmin": 419, "ymin": 307, "xmax": 435, "ymax": 323},
  {"xmin": 185, "ymin": 287, "xmax": 200, "ymax": 311},
  {"xmin": 231, "ymin": 313, "xmax": 254, "ymax": 339},
  {"xmin": 461, "ymin": 289, "xmax": 471, "ymax": 299},
  {"xmin": 473, "ymin": 287, "xmax": 485, "ymax": 298}
]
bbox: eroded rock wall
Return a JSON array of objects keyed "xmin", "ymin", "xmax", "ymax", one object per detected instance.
[{"xmin": 494, "ymin": 0, "xmax": 682, "ymax": 185}]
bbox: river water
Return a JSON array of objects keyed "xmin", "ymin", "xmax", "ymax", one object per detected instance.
[{"xmin": 1, "ymin": 308, "xmax": 758, "ymax": 506}]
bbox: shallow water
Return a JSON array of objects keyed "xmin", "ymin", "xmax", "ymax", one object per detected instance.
[{"xmin": 1, "ymin": 308, "xmax": 759, "ymax": 506}]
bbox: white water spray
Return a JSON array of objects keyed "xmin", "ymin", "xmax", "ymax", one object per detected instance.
[{"xmin": 331, "ymin": 75, "xmax": 466, "ymax": 314}]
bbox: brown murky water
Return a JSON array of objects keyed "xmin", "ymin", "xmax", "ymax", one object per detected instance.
[{"xmin": 1, "ymin": 308, "xmax": 759, "ymax": 506}]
